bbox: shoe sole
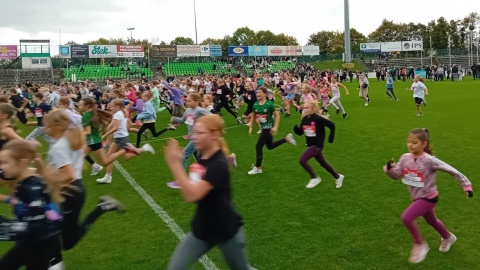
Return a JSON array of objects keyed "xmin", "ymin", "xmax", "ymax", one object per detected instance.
[{"xmin": 99, "ymin": 195, "xmax": 126, "ymax": 213}]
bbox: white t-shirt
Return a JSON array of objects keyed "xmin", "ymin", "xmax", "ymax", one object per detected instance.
[
  {"xmin": 331, "ymin": 82, "xmax": 340, "ymax": 97},
  {"xmin": 113, "ymin": 111, "xmax": 128, "ymax": 138},
  {"xmin": 411, "ymin": 82, "xmax": 426, "ymax": 99},
  {"xmin": 48, "ymin": 136, "xmax": 84, "ymax": 180}
]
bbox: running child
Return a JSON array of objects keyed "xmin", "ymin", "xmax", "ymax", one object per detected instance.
[
  {"xmin": 328, "ymin": 77, "xmax": 349, "ymax": 118},
  {"xmin": 384, "ymin": 128, "xmax": 473, "ymax": 264},
  {"xmin": 407, "ymin": 75, "xmax": 428, "ymax": 116},
  {"xmin": 386, "ymin": 73, "xmax": 398, "ymax": 101}
]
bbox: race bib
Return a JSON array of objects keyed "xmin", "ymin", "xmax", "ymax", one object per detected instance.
[
  {"xmin": 34, "ymin": 109, "xmax": 43, "ymax": 117},
  {"xmin": 189, "ymin": 163, "xmax": 206, "ymax": 183},
  {"xmin": 101, "ymin": 104, "xmax": 106, "ymax": 110},
  {"xmin": 247, "ymin": 94, "xmax": 251, "ymax": 100},
  {"xmin": 185, "ymin": 114, "xmax": 195, "ymax": 126},
  {"xmin": 402, "ymin": 169, "xmax": 425, "ymax": 188},
  {"xmin": 303, "ymin": 125, "xmax": 316, "ymax": 137},
  {"xmin": 89, "ymin": 92, "xmax": 94, "ymax": 97},
  {"xmin": 216, "ymin": 89, "xmax": 222, "ymax": 95},
  {"xmin": 257, "ymin": 114, "xmax": 267, "ymax": 123}
]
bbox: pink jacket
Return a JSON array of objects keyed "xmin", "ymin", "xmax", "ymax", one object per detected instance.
[{"xmin": 385, "ymin": 153, "xmax": 472, "ymax": 200}]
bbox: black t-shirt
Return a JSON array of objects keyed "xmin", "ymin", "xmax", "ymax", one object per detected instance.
[
  {"xmin": 9, "ymin": 94, "xmax": 23, "ymax": 109},
  {"xmin": 293, "ymin": 113, "xmax": 335, "ymax": 148},
  {"xmin": 243, "ymin": 90, "xmax": 257, "ymax": 107},
  {"xmin": 192, "ymin": 150, "xmax": 243, "ymax": 245}
]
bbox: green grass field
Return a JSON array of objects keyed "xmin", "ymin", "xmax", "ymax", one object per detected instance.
[{"xmin": 1, "ymin": 77, "xmax": 479, "ymax": 270}]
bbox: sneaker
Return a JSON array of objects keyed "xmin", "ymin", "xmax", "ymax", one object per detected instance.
[
  {"xmin": 229, "ymin": 153, "xmax": 238, "ymax": 168},
  {"xmin": 91, "ymin": 164, "xmax": 103, "ymax": 176},
  {"xmin": 126, "ymin": 143, "xmax": 142, "ymax": 155},
  {"xmin": 306, "ymin": 177, "xmax": 322, "ymax": 188},
  {"xmin": 167, "ymin": 181, "xmax": 181, "ymax": 189},
  {"xmin": 343, "ymin": 113, "xmax": 347, "ymax": 119},
  {"xmin": 286, "ymin": 133, "xmax": 297, "ymax": 146},
  {"xmin": 257, "ymin": 130, "xmax": 262, "ymax": 134},
  {"xmin": 141, "ymin": 143, "xmax": 155, "ymax": 154},
  {"xmin": 96, "ymin": 174, "xmax": 112, "ymax": 184},
  {"xmin": 364, "ymin": 103, "xmax": 369, "ymax": 106},
  {"xmin": 409, "ymin": 241, "xmax": 429, "ymax": 264},
  {"xmin": 248, "ymin": 165, "xmax": 262, "ymax": 175},
  {"xmin": 336, "ymin": 109, "xmax": 340, "ymax": 115},
  {"xmin": 335, "ymin": 174, "xmax": 344, "ymax": 188},
  {"xmin": 417, "ymin": 113, "xmax": 423, "ymax": 117},
  {"xmin": 166, "ymin": 124, "xmax": 176, "ymax": 130},
  {"xmin": 98, "ymin": 195, "xmax": 125, "ymax": 213},
  {"xmin": 439, "ymin": 233, "xmax": 457, "ymax": 252}
]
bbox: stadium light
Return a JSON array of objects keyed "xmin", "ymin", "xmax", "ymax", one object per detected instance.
[
  {"xmin": 343, "ymin": 0, "xmax": 352, "ymax": 63},
  {"xmin": 193, "ymin": 0, "xmax": 198, "ymax": 44},
  {"xmin": 127, "ymin": 28, "xmax": 135, "ymax": 42}
]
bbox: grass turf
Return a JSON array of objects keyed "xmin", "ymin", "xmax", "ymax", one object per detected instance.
[{"xmin": 0, "ymin": 77, "xmax": 479, "ymax": 269}]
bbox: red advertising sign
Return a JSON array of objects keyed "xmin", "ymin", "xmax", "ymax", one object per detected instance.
[{"xmin": 117, "ymin": 45, "xmax": 145, "ymax": 57}]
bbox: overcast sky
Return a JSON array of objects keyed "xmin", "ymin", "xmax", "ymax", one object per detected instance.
[{"xmin": 0, "ymin": 0, "xmax": 477, "ymax": 55}]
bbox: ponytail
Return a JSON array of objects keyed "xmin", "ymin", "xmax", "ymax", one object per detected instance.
[{"xmin": 66, "ymin": 126, "xmax": 84, "ymax": 151}]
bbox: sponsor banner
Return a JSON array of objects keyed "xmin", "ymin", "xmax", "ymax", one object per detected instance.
[
  {"xmin": 402, "ymin": 41, "xmax": 423, "ymax": 51},
  {"xmin": 415, "ymin": 70, "xmax": 427, "ymax": 78},
  {"xmin": 209, "ymin": 45, "xmax": 222, "ymax": 57},
  {"xmin": 59, "ymin": 45, "xmax": 71, "ymax": 58},
  {"xmin": 71, "ymin": 45, "xmax": 89, "ymax": 58},
  {"xmin": 267, "ymin": 46, "xmax": 287, "ymax": 56},
  {"xmin": 248, "ymin": 46, "xmax": 267, "ymax": 56},
  {"xmin": 177, "ymin": 45, "xmax": 201, "ymax": 57},
  {"xmin": 151, "ymin": 45, "xmax": 177, "ymax": 57},
  {"xmin": 228, "ymin": 46, "xmax": 248, "ymax": 56},
  {"xmin": 200, "ymin": 45, "xmax": 210, "ymax": 57},
  {"xmin": 286, "ymin": 46, "xmax": 302, "ymax": 56},
  {"xmin": 303, "ymin": 45, "xmax": 320, "ymax": 56},
  {"xmin": 89, "ymin": 45, "xmax": 118, "ymax": 58},
  {"xmin": 117, "ymin": 45, "xmax": 145, "ymax": 57},
  {"xmin": 0, "ymin": 45, "xmax": 18, "ymax": 59},
  {"xmin": 360, "ymin": 43, "xmax": 381, "ymax": 52},
  {"xmin": 380, "ymin": 42, "xmax": 402, "ymax": 52}
]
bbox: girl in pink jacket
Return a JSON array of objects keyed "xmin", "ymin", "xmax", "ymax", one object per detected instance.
[{"xmin": 385, "ymin": 128, "xmax": 473, "ymax": 264}]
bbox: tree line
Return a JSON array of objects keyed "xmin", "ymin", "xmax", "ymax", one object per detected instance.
[{"xmin": 65, "ymin": 12, "xmax": 479, "ymax": 56}]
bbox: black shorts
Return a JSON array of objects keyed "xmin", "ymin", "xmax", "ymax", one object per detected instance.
[
  {"xmin": 88, "ymin": 142, "xmax": 103, "ymax": 151},
  {"xmin": 16, "ymin": 110, "xmax": 28, "ymax": 124},
  {"xmin": 243, "ymin": 106, "xmax": 253, "ymax": 116},
  {"xmin": 414, "ymin": 97, "xmax": 424, "ymax": 105}
]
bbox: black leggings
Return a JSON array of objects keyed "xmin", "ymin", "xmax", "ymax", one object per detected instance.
[
  {"xmin": 136, "ymin": 123, "xmax": 169, "ymax": 148},
  {"xmin": 214, "ymin": 99, "xmax": 237, "ymax": 119},
  {"xmin": 255, "ymin": 129, "xmax": 286, "ymax": 167},
  {"xmin": 0, "ymin": 237, "xmax": 63, "ymax": 270},
  {"xmin": 16, "ymin": 111, "xmax": 28, "ymax": 125},
  {"xmin": 61, "ymin": 179, "xmax": 104, "ymax": 251}
]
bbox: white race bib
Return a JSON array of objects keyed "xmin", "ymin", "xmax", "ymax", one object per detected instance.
[
  {"xmin": 303, "ymin": 125, "xmax": 316, "ymax": 137},
  {"xmin": 185, "ymin": 114, "xmax": 195, "ymax": 126},
  {"xmin": 402, "ymin": 169, "xmax": 425, "ymax": 188},
  {"xmin": 257, "ymin": 114, "xmax": 267, "ymax": 123},
  {"xmin": 35, "ymin": 109, "xmax": 43, "ymax": 118}
]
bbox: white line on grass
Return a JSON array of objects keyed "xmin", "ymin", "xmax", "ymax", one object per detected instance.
[{"xmin": 113, "ymin": 161, "xmax": 220, "ymax": 270}]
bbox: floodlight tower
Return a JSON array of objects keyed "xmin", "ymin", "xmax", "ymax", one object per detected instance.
[{"xmin": 344, "ymin": 0, "xmax": 352, "ymax": 63}]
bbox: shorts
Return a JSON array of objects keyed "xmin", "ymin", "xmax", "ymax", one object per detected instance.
[
  {"xmin": 414, "ymin": 97, "xmax": 424, "ymax": 105},
  {"xmin": 359, "ymin": 89, "xmax": 368, "ymax": 99},
  {"xmin": 88, "ymin": 142, "xmax": 103, "ymax": 151},
  {"xmin": 114, "ymin": 136, "xmax": 129, "ymax": 149},
  {"xmin": 285, "ymin": 94, "xmax": 295, "ymax": 101}
]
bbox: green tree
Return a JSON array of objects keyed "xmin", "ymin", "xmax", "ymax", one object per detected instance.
[
  {"xmin": 432, "ymin": 17, "xmax": 450, "ymax": 49},
  {"xmin": 230, "ymin": 27, "xmax": 256, "ymax": 45},
  {"xmin": 273, "ymin": 33, "xmax": 298, "ymax": 45},
  {"xmin": 307, "ymin": 31, "xmax": 335, "ymax": 53},
  {"xmin": 255, "ymin": 30, "xmax": 277, "ymax": 45},
  {"xmin": 368, "ymin": 19, "xmax": 403, "ymax": 42},
  {"xmin": 170, "ymin": 37, "xmax": 195, "ymax": 45}
]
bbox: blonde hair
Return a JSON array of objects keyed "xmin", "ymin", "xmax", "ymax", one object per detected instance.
[
  {"xmin": 44, "ymin": 110, "xmax": 84, "ymax": 151},
  {"xmin": 195, "ymin": 114, "xmax": 231, "ymax": 157},
  {"xmin": 304, "ymin": 101, "xmax": 329, "ymax": 119},
  {"xmin": 2, "ymin": 140, "xmax": 68, "ymax": 203}
]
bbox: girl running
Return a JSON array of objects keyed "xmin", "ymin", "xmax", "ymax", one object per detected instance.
[
  {"xmin": 164, "ymin": 114, "xmax": 256, "ymax": 270},
  {"xmin": 248, "ymin": 87, "xmax": 297, "ymax": 175},
  {"xmin": 407, "ymin": 75, "xmax": 428, "ymax": 116},
  {"xmin": 384, "ymin": 128, "xmax": 473, "ymax": 264},
  {"xmin": 293, "ymin": 101, "xmax": 344, "ymax": 188},
  {"xmin": 386, "ymin": 73, "xmax": 398, "ymax": 101},
  {"xmin": 328, "ymin": 77, "xmax": 349, "ymax": 118},
  {"xmin": 96, "ymin": 99, "xmax": 155, "ymax": 184},
  {"xmin": 358, "ymin": 74, "xmax": 369, "ymax": 106},
  {"xmin": 44, "ymin": 110, "xmax": 125, "ymax": 252},
  {"xmin": 135, "ymin": 91, "xmax": 176, "ymax": 148},
  {"xmin": 0, "ymin": 140, "xmax": 64, "ymax": 269}
]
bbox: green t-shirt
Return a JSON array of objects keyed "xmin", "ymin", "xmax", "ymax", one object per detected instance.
[
  {"xmin": 253, "ymin": 100, "xmax": 275, "ymax": 129},
  {"xmin": 82, "ymin": 111, "xmax": 102, "ymax": 145}
]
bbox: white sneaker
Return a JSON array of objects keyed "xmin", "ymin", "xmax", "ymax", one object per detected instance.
[
  {"xmin": 409, "ymin": 241, "xmax": 429, "ymax": 264},
  {"xmin": 141, "ymin": 143, "xmax": 155, "ymax": 154},
  {"xmin": 91, "ymin": 164, "xmax": 103, "ymax": 176},
  {"xmin": 364, "ymin": 103, "xmax": 369, "ymax": 106},
  {"xmin": 229, "ymin": 153, "xmax": 238, "ymax": 168},
  {"xmin": 335, "ymin": 174, "xmax": 344, "ymax": 188},
  {"xmin": 248, "ymin": 165, "xmax": 262, "ymax": 175},
  {"xmin": 306, "ymin": 177, "xmax": 322, "ymax": 188},
  {"xmin": 257, "ymin": 130, "xmax": 262, "ymax": 134},
  {"xmin": 439, "ymin": 233, "xmax": 457, "ymax": 252},
  {"xmin": 286, "ymin": 133, "xmax": 297, "ymax": 146},
  {"xmin": 96, "ymin": 174, "xmax": 112, "ymax": 184}
]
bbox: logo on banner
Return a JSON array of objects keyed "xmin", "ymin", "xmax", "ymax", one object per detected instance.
[
  {"xmin": 233, "ymin": 47, "xmax": 245, "ymax": 54},
  {"xmin": 404, "ymin": 43, "xmax": 422, "ymax": 50},
  {"xmin": 361, "ymin": 44, "xmax": 367, "ymax": 49},
  {"xmin": 91, "ymin": 46, "xmax": 109, "ymax": 55},
  {"xmin": 270, "ymin": 48, "xmax": 282, "ymax": 54}
]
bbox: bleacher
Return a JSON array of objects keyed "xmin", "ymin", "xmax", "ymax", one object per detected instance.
[
  {"xmin": 243, "ymin": 61, "xmax": 295, "ymax": 74},
  {"xmin": 164, "ymin": 62, "xmax": 236, "ymax": 76},
  {"xmin": 62, "ymin": 64, "xmax": 153, "ymax": 81},
  {"xmin": 0, "ymin": 68, "xmax": 53, "ymax": 88}
]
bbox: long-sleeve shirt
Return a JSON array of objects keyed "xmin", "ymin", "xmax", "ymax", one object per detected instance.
[
  {"xmin": 385, "ymin": 153, "xmax": 472, "ymax": 200},
  {"xmin": 172, "ymin": 106, "xmax": 210, "ymax": 136},
  {"xmin": 131, "ymin": 98, "xmax": 144, "ymax": 114},
  {"xmin": 162, "ymin": 82, "xmax": 184, "ymax": 106},
  {"xmin": 293, "ymin": 113, "xmax": 335, "ymax": 148},
  {"xmin": 136, "ymin": 101, "xmax": 156, "ymax": 122}
]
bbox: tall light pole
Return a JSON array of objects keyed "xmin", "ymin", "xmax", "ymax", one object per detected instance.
[
  {"xmin": 127, "ymin": 27, "xmax": 135, "ymax": 42},
  {"xmin": 193, "ymin": 0, "xmax": 198, "ymax": 44},
  {"xmin": 343, "ymin": 0, "xmax": 351, "ymax": 63}
]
